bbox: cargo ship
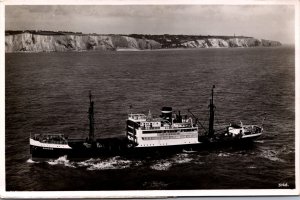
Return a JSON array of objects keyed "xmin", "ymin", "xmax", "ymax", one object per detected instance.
[{"xmin": 30, "ymin": 86, "xmax": 264, "ymax": 159}]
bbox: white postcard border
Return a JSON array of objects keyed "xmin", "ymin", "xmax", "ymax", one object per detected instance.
[{"xmin": 0, "ymin": 0, "xmax": 299, "ymax": 198}]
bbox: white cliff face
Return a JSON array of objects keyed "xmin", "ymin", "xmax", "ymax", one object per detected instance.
[
  {"xmin": 182, "ymin": 40, "xmax": 208, "ymax": 48},
  {"xmin": 210, "ymin": 39, "xmax": 230, "ymax": 47},
  {"xmin": 5, "ymin": 33, "xmax": 281, "ymax": 52},
  {"xmin": 216, "ymin": 39, "xmax": 229, "ymax": 47},
  {"xmin": 122, "ymin": 36, "xmax": 139, "ymax": 49},
  {"xmin": 197, "ymin": 40, "xmax": 209, "ymax": 48},
  {"xmin": 181, "ymin": 37, "xmax": 280, "ymax": 49},
  {"xmin": 5, "ymin": 35, "xmax": 14, "ymax": 52},
  {"xmin": 5, "ymin": 33, "xmax": 161, "ymax": 52}
]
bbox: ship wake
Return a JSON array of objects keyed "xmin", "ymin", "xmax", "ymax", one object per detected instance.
[
  {"xmin": 77, "ymin": 156, "xmax": 140, "ymax": 170},
  {"xmin": 26, "ymin": 158, "xmax": 40, "ymax": 164},
  {"xmin": 47, "ymin": 155, "xmax": 76, "ymax": 168},
  {"xmin": 30, "ymin": 153, "xmax": 201, "ymax": 171},
  {"xmin": 150, "ymin": 153, "xmax": 195, "ymax": 171},
  {"xmin": 42, "ymin": 156, "xmax": 142, "ymax": 170}
]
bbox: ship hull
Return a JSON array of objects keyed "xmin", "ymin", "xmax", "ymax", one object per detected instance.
[
  {"xmin": 30, "ymin": 145, "xmax": 72, "ymax": 158},
  {"xmin": 30, "ymin": 134, "xmax": 262, "ymax": 160},
  {"xmin": 199, "ymin": 132, "xmax": 262, "ymax": 149},
  {"xmin": 30, "ymin": 141, "xmax": 203, "ymax": 160},
  {"xmin": 126, "ymin": 143, "xmax": 202, "ymax": 156}
]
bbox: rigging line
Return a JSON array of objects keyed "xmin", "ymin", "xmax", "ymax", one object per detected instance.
[
  {"xmin": 201, "ymin": 118, "xmax": 207, "ymax": 129},
  {"xmin": 196, "ymin": 119, "xmax": 207, "ymax": 132},
  {"xmin": 215, "ymin": 109, "xmax": 221, "ymax": 126},
  {"xmin": 187, "ymin": 109, "xmax": 207, "ymax": 132}
]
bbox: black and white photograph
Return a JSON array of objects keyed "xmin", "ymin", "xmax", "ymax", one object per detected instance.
[{"xmin": 2, "ymin": 0, "xmax": 299, "ymax": 197}]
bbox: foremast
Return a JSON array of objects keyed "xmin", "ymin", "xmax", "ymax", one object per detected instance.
[
  {"xmin": 208, "ymin": 85, "xmax": 216, "ymax": 137},
  {"xmin": 88, "ymin": 91, "xmax": 95, "ymax": 143}
]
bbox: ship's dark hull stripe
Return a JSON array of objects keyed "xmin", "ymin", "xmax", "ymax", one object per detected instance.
[
  {"xmin": 30, "ymin": 145, "xmax": 72, "ymax": 158},
  {"xmin": 30, "ymin": 134, "xmax": 261, "ymax": 159}
]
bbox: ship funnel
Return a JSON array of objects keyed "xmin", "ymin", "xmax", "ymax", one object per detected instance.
[{"xmin": 161, "ymin": 107, "xmax": 172, "ymax": 124}]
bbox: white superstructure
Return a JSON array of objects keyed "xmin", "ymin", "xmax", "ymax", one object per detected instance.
[
  {"xmin": 226, "ymin": 122, "xmax": 263, "ymax": 139},
  {"xmin": 30, "ymin": 134, "xmax": 72, "ymax": 150},
  {"xmin": 126, "ymin": 107, "xmax": 200, "ymax": 147}
]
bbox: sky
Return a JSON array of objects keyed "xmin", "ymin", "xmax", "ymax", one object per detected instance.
[{"xmin": 5, "ymin": 4, "xmax": 295, "ymax": 44}]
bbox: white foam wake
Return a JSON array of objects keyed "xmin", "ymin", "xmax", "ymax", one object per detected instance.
[
  {"xmin": 77, "ymin": 156, "xmax": 136, "ymax": 170},
  {"xmin": 47, "ymin": 155, "xmax": 76, "ymax": 168},
  {"xmin": 217, "ymin": 152, "xmax": 231, "ymax": 157},
  {"xmin": 44, "ymin": 156, "xmax": 141, "ymax": 170},
  {"xmin": 150, "ymin": 161, "xmax": 172, "ymax": 171},
  {"xmin": 254, "ymin": 140, "xmax": 264, "ymax": 144},
  {"xmin": 172, "ymin": 153, "xmax": 193, "ymax": 164},
  {"xmin": 150, "ymin": 153, "xmax": 194, "ymax": 171},
  {"xmin": 26, "ymin": 158, "xmax": 39, "ymax": 164}
]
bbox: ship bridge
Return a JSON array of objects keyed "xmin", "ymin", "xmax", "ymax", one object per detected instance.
[{"xmin": 128, "ymin": 114, "xmax": 147, "ymax": 122}]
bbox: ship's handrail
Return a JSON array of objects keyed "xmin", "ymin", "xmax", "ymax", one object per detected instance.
[
  {"xmin": 228, "ymin": 124, "xmax": 262, "ymax": 135},
  {"xmin": 128, "ymin": 114, "xmax": 147, "ymax": 121},
  {"xmin": 243, "ymin": 125, "xmax": 262, "ymax": 134},
  {"xmin": 140, "ymin": 126, "xmax": 161, "ymax": 130},
  {"xmin": 173, "ymin": 122, "xmax": 193, "ymax": 127},
  {"xmin": 139, "ymin": 124, "xmax": 196, "ymax": 130},
  {"xmin": 33, "ymin": 133, "xmax": 66, "ymax": 137},
  {"xmin": 32, "ymin": 134, "xmax": 68, "ymax": 144}
]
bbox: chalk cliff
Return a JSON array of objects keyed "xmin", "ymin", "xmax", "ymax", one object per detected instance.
[
  {"xmin": 181, "ymin": 38, "xmax": 281, "ymax": 48},
  {"xmin": 5, "ymin": 31, "xmax": 281, "ymax": 52},
  {"xmin": 5, "ymin": 33, "xmax": 162, "ymax": 52}
]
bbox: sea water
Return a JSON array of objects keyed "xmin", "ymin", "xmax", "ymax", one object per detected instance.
[{"xmin": 5, "ymin": 46, "xmax": 295, "ymax": 190}]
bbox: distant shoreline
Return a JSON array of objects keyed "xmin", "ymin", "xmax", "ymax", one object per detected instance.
[
  {"xmin": 116, "ymin": 46, "xmax": 287, "ymax": 52},
  {"xmin": 5, "ymin": 31, "xmax": 282, "ymax": 53},
  {"xmin": 5, "ymin": 46, "xmax": 290, "ymax": 54}
]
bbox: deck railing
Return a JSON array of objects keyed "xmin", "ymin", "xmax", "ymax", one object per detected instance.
[{"xmin": 32, "ymin": 134, "xmax": 68, "ymax": 144}]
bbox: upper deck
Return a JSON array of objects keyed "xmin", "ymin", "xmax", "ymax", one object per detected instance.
[
  {"xmin": 31, "ymin": 134, "xmax": 68, "ymax": 145},
  {"xmin": 128, "ymin": 114, "xmax": 147, "ymax": 122},
  {"xmin": 126, "ymin": 108, "xmax": 200, "ymax": 146},
  {"xmin": 127, "ymin": 113, "xmax": 195, "ymax": 130}
]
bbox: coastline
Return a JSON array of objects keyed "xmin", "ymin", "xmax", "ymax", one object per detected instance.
[
  {"xmin": 5, "ymin": 45, "xmax": 289, "ymax": 54},
  {"xmin": 5, "ymin": 32, "xmax": 282, "ymax": 53}
]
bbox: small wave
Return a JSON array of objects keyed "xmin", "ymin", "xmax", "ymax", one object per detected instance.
[
  {"xmin": 150, "ymin": 153, "xmax": 195, "ymax": 170},
  {"xmin": 77, "ymin": 158, "xmax": 96, "ymax": 167},
  {"xmin": 172, "ymin": 153, "xmax": 193, "ymax": 164},
  {"xmin": 260, "ymin": 149, "xmax": 285, "ymax": 162},
  {"xmin": 254, "ymin": 140, "xmax": 264, "ymax": 144},
  {"xmin": 142, "ymin": 181, "xmax": 168, "ymax": 189},
  {"xmin": 26, "ymin": 158, "xmax": 39, "ymax": 164},
  {"xmin": 236, "ymin": 150, "xmax": 249, "ymax": 155},
  {"xmin": 47, "ymin": 155, "xmax": 76, "ymax": 168},
  {"xmin": 132, "ymin": 160, "xmax": 143, "ymax": 167},
  {"xmin": 194, "ymin": 161, "xmax": 205, "ymax": 165},
  {"xmin": 247, "ymin": 166, "xmax": 257, "ymax": 169},
  {"xmin": 279, "ymin": 145, "xmax": 295, "ymax": 155},
  {"xmin": 182, "ymin": 149, "xmax": 197, "ymax": 153},
  {"xmin": 150, "ymin": 161, "xmax": 172, "ymax": 171},
  {"xmin": 217, "ymin": 152, "xmax": 231, "ymax": 157}
]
